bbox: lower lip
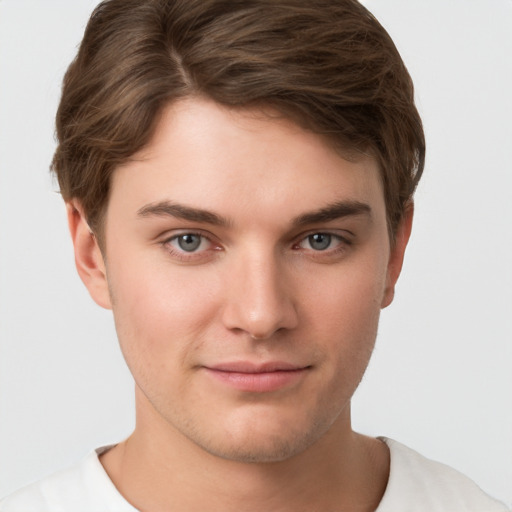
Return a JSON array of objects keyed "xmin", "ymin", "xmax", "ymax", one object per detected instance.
[{"xmin": 204, "ymin": 368, "xmax": 308, "ymax": 392}]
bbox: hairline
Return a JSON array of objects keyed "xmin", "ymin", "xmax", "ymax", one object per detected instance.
[{"xmin": 87, "ymin": 98, "xmax": 400, "ymax": 256}]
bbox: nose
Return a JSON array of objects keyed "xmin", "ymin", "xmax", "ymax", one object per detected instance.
[{"xmin": 221, "ymin": 252, "xmax": 299, "ymax": 340}]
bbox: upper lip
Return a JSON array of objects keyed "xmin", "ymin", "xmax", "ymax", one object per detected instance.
[{"xmin": 205, "ymin": 361, "xmax": 309, "ymax": 373}]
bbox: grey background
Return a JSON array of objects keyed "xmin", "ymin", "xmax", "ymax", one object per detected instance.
[{"xmin": 1, "ymin": 0, "xmax": 511, "ymax": 506}]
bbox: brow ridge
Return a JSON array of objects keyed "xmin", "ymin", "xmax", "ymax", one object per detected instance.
[
  {"xmin": 137, "ymin": 201, "xmax": 230, "ymax": 227},
  {"xmin": 137, "ymin": 199, "xmax": 371, "ymax": 228},
  {"xmin": 292, "ymin": 200, "xmax": 372, "ymax": 227}
]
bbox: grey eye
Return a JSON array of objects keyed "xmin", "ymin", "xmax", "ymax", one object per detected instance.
[
  {"xmin": 177, "ymin": 234, "xmax": 202, "ymax": 252},
  {"xmin": 308, "ymin": 233, "xmax": 331, "ymax": 251}
]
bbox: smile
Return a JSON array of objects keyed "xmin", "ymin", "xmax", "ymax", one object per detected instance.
[{"xmin": 203, "ymin": 362, "xmax": 311, "ymax": 393}]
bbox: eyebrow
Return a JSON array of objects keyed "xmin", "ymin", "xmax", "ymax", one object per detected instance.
[
  {"xmin": 137, "ymin": 201, "xmax": 231, "ymax": 227},
  {"xmin": 292, "ymin": 200, "xmax": 372, "ymax": 227},
  {"xmin": 136, "ymin": 199, "xmax": 371, "ymax": 228}
]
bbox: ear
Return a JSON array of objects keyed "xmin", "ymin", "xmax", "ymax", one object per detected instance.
[
  {"xmin": 66, "ymin": 200, "xmax": 112, "ymax": 310},
  {"xmin": 381, "ymin": 203, "xmax": 414, "ymax": 309}
]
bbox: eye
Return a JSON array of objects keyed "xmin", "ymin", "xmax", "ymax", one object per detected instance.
[
  {"xmin": 164, "ymin": 232, "xmax": 214, "ymax": 256},
  {"xmin": 305, "ymin": 233, "xmax": 333, "ymax": 251},
  {"xmin": 298, "ymin": 233, "xmax": 341, "ymax": 251},
  {"xmin": 173, "ymin": 233, "xmax": 203, "ymax": 252}
]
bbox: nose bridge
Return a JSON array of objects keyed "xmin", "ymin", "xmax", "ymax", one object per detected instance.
[{"xmin": 222, "ymin": 246, "xmax": 298, "ymax": 339}]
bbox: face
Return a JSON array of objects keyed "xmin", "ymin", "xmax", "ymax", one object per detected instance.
[{"xmin": 73, "ymin": 98, "xmax": 409, "ymax": 463}]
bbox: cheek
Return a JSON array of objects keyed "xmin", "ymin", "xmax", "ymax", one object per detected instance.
[
  {"xmin": 303, "ymin": 255, "xmax": 387, "ymax": 374},
  {"xmin": 307, "ymin": 255, "xmax": 387, "ymax": 330},
  {"xmin": 107, "ymin": 256, "xmax": 223, "ymax": 367}
]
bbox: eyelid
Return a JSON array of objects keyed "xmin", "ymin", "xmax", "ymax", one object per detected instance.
[
  {"xmin": 158, "ymin": 228, "xmax": 354, "ymax": 263},
  {"xmin": 293, "ymin": 228, "xmax": 354, "ymax": 246},
  {"xmin": 291, "ymin": 230, "xmax": 354, "ymax": 261},
  {"xmin": 168, "ymin": 232, "xmax": 208, "ymax": 252},
  {"xmin": 160, "ymin": 229, "xmax": 222, "ymax": 262},
  {"xmin": 159, "ymin": 228, "xmax": 217, "ymax": 244}
]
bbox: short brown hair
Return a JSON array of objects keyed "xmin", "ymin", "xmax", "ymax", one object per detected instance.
[{"xmin": 52, "ymin": 0, "xmax": 425, "ymax": 242}]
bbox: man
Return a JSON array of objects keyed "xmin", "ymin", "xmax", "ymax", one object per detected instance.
[{"xmin": 0, "ymin": 0, "xmax": 508, "ymax": 510}]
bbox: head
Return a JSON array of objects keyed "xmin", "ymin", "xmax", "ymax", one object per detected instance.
[
  {"xmin": 56, "ymin": 0, "xmax": 424, "ymax": 464},
  {"xmin": 53, "ymin": 0, "xmax": 424, "ymax": 247}
]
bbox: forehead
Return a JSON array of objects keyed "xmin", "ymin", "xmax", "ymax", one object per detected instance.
[{"xmin": 108, "ymin": 98, "xmax": 386, "ymax": 227}]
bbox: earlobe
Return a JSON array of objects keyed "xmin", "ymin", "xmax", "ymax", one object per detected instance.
[
  {"xmin": 381, "ymin": 203, "xmax": 414, "ymax": 309},
  {"xmin": 66, "ymin": 201, "xmax": 112, "ymax": 310}
]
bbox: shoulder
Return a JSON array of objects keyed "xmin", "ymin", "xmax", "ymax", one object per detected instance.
[
  {"xmin": 376, "ymin": 437, "xmax": 509, "ymax": 512},
  {"xmin": 0, "ymin": 447, "xmax": 136, "ymax": 512}
]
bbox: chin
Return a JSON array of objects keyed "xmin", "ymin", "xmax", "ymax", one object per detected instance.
[
  {"xmin": 183, "ymin": 411, "xmax": 338, "ymax": 464},
  {"xmin": 200, "ymin": 432, "xmax": 315, "ymax": 464}
]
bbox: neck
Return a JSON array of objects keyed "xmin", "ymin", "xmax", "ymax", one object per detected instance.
[{"xmin": 100, "ymin": 394, "xmax": 389, "ymax": 511}]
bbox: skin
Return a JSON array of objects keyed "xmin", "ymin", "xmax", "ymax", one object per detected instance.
[{"xmin": 68, "ymin": 97, "xmax": 412, "ymax": 511}]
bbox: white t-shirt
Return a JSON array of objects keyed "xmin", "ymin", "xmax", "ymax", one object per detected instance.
[{"xmin": 0, "ymin": 438, "xmax": 508, "ymax": 512}]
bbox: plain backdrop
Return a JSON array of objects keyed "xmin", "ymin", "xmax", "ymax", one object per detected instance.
[{"xmin": 0, "ymin": 0, "xmax": 511, "ymax": 506}]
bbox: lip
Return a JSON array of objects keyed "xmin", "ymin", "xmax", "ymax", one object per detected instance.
[{"xmin": 202, "ymin": 361, "xmax": 310, "ymax": 393}]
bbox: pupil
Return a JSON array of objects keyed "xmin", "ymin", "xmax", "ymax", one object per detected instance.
[
  {"xmin": 178, "ymin": 234, "xmax": 201, "ymax": 252},
  {"xmin": 310, "ymin": 233, "xmax": 331, "ymax": 251}
]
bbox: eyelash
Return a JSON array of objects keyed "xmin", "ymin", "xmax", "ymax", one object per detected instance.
[
  {"xmin": 162, "ymin": 231, "xmax": 220, "ymax": 262},
  {"xmin": 293, "ymin": 232, "xmax": 352, "ymax": 259},
  {"xmin": 161, "ymin": 230, "xmax": 353, "ymax": 262}
]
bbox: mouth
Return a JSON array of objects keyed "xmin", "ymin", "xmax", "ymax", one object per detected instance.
[{"xmin": 202, "ymin": 361, "xmax": 311, "ymax": 393}]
